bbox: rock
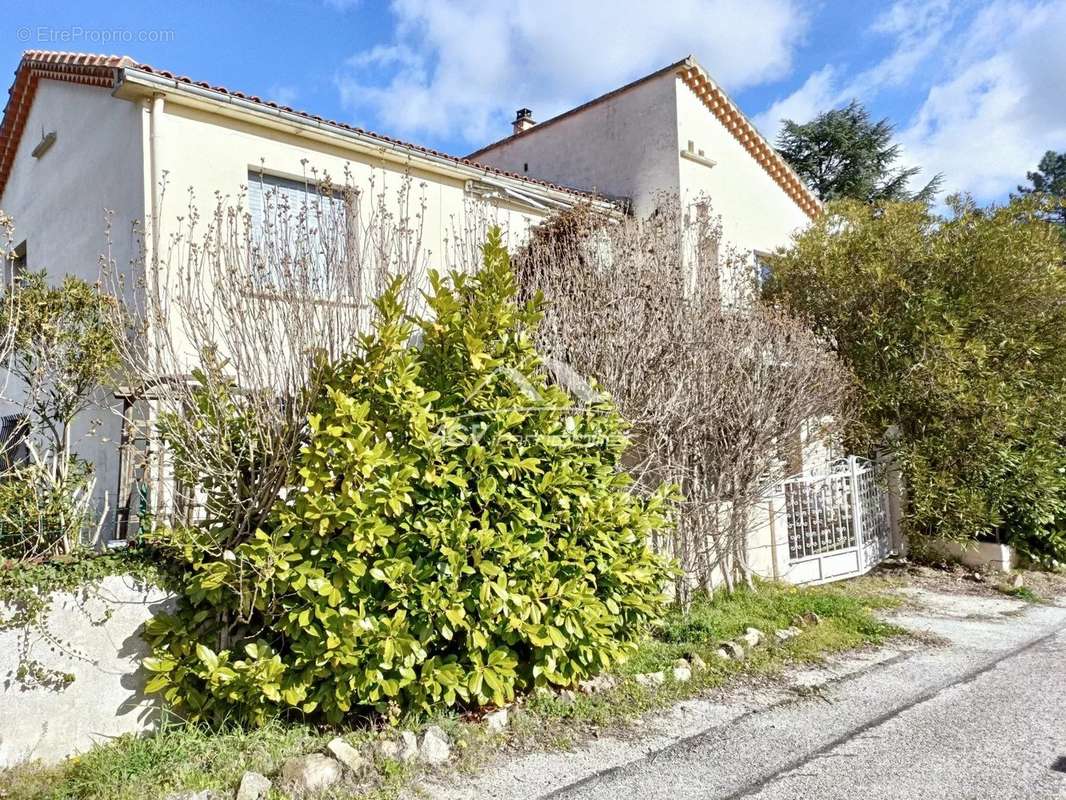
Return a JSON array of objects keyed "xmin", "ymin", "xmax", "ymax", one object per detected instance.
[
  {"xmin": 419, "ymin": 725, "xmax": 451, "ymax": 765},
  {"xmin": 327, "ymin": 737, "xmax": 370, "ymax": 775},
  {"xmin": 972, "ymin": 571, "xmax": 985, "ymax": 582},
  {"xmin": 578, "ymin": 675, "xmax": 617, "ymax": 693},
  {"xmin": 672, "ymin": 665, "xmax": 692, "ymax": 683},
  {"xmin": 1011, "ymin": 574, "xmax": 1025, "ymax": 589},
  {"xmin": 164, "ymin": 792, "xmax": 221, "ymax": 800},
  {"xmin": 375, "ymin": 738, "xmax": 402, "ymax": 761},
  {"xmin": 794, "ymin": 611, "xmax": 821, "ymax": 628},
  {"xmin": 714, "ymin": 647, "xmax": 731, "ymax": 660},
  {"xmin": 775, "ymin": 627, "xmax": 802, "ymax": 643},
  {"xmin": 401, "ymin": 731, "xmax": 420, "ymax": 763},
  {"xmin": 556, "ymin": 689, "xmax": 578, "ymax": 706},
  {"xmin": 484, "ymin": 708, "xmax": 509, "ymax": 733},
  {"xmin": 739, "ymin": 630, "xmax": 761, "ymax": 649},
  {"xmin": 719, "ymin": 641, "xmax": 745, "ymax": 660},
  {"xmin": 635, "ymin": 671, "xmax": 666, "ymax": 688},
  {"xmin": 745, "ymin": 627, "xmax": 764, "ymax": 645},
  {"xmin": 689, "ymin": 654, "xmax": 707, "ymax": 671},
  {"xmin": 280, "ymin": 753, "xmax": 342, "ymax": 794},
  {"xmin": 235, "ymin": 771, "xmax": 271, "ymax": 800}
]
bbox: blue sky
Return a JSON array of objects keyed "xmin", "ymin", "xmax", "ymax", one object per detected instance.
[{"xmin": 4, "ymin": 1, "xmax": 1065, "ymax": 203}]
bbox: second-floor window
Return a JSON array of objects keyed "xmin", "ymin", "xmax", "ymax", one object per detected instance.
[
  {"xmin": 7, "ymin": 240, "xmax": 27, "ymax": 286},
  {"xmin": 247, "ymin": 172, "xmax": 351, "ymax": 296}
]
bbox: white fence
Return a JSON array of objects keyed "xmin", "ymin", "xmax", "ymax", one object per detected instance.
[{"xmin": 778, "ymin": 456, "xmax": 897, "ymax": 585}]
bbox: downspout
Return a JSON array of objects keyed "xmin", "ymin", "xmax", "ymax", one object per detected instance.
[
  {"xmin": 147, "ymin": 92, "xmax": 164, "ymax": 267},
  {"xmin": 145, "ymin": 92, "xmax": 166, "ymax": 525}
]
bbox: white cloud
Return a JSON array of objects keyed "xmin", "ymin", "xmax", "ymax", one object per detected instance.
[
  {"xmin": 752, "ymin": 66, "xmax": 838, "ymax": 139},
  {"xmin": 753, "ymin": 0, "xmax": 952, "ymax": 139},
  {"xmin": 268, "ymin": 85, "xmax": 300, "ymax": 107},
  {"xmin": 336, "ymin": 0, "xmax": 808, "ymax": 148},
  {"xmin": 899, "ymin": 0, "xmax": 1066, "ymax": 200},
  {"xmin": 754, "ymin": 0, "xmax": 1066, "ymax": 200}
]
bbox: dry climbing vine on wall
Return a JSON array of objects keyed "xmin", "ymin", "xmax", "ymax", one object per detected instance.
[
  {"xmin": 0, "ymin": 549, "xmax": 176, "ymax": 689},
  {"xmin": 514, "ymin": 196, "xmax": 854, "ymax": 600}
]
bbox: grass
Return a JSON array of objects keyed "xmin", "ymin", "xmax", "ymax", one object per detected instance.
[
  {"xmin": 0, "ymin": 719, "xmax": 415, "ymax": 800},
  {"xmin": 501, "ymin": 581, "xmax": 904, "ymax": 739},
  {"xmin": 0, "ymin": 581, "xmax": 905, "ymax": 800},
  {"xmin": 994, "ymin": 583, "xmax": 1042, "ymax": 603}
]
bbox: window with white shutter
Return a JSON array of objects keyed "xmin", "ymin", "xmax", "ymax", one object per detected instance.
[{"xmin": 246, "ymin": 171, "xmax": 350, "ymax": 296}]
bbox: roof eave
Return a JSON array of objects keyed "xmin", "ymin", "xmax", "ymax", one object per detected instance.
[
  {"xmin": 115, "ymin": 68, "xmax": 611, "ymax": 213},
  {"xmin": 466, "ymin": 55, "xmax": 821, "ymax": 219},
  {"xmin": 1, "ymin": 51, "xmax": 614, "ymax": 213}
]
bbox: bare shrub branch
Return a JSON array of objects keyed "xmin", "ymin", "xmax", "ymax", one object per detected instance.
[
  {"xmin": 108, "ymin": 168, "xmax": 429, "ymax": 556},
  {"xmin": 515, "ymin": 196, "xmax": 853, "ymax": 598}
]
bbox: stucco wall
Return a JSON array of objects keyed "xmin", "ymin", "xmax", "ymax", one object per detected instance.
[
  {"xmin": 472, "ymin": 70, "xmax": 812, "ymax": 256},
  {"xmin": 0, "ymin": 81, "xmax": 560, "ymax": 544},
  {"xmin": 0, "ymin": 575, "xmax": 175, "ymax": 767},
  {"xmin": 0, "ymin": 81, "xmax": 147, "ymax": 541},
  {"xmin": 469, "ymin": 72, "xmax": 681, "ymax": 218},
  {"xmin": 153, "ymin": 100, "xmax": 546, "ymax": 278},
  {"xmin": 674, "ymin": 76, "xmax": 811, "ymax": 256}
]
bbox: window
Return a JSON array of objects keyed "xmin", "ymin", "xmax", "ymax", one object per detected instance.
[
  {"xmin": 247, "ymin": 172, "xmax": 351, "ymax": 296},
  {"xmin": 693, "ymin": 201, "xmax": 720, "ymax": 297},
  {"xmin": 7, "ymin": 240, "xmax": 27, "ymax": 285},
  {"xmin": 114, "ymin": 395, "xmax": 152, "ymax": 541},
  {"xmin": 754, "ymin": 250, "xmax": 772, "ymax": 288},
  {"xmin": 0, "ymin": 414, "xmax": 29, "ymax": 471}
]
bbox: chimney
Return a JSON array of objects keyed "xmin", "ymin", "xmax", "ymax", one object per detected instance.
[{"xmin": 512, "ymin": 108, "xmax": 536, "ymax": 135}]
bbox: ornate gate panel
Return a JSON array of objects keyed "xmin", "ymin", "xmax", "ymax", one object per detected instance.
[{"xmin": 780, "ymin": 457, "xmax": 893, "ymax": 585}]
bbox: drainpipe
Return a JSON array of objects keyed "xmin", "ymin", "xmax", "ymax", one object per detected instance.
[
  {"xmin": 147, "ymin": 92, "xmax": 165, "ymax": 266},
  {"xmin": 145, "ymin": 92, "xmax": 166, "ymax": 523}
]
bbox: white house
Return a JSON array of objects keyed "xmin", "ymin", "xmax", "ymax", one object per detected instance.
[
  {"xmin": 469, "ymin": 56, "xmax": 820, "ymax": 259},
  {"xmin": 0, "ymin": 51, "xmax": 601, "ymax": 541},
  {"xmin": 0, "ymin": 51, "xmax": 818, "ymax": 544}
]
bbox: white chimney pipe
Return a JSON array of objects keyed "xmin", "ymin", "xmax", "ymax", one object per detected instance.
[{"xmin": 512, "ymin": 108, "xmax": 536, "ymax": 135}]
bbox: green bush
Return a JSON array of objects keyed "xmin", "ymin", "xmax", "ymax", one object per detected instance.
[
  {"xmin": 144, "ymin": 230, "xmax": 675, "ymax": 725},
  {"xmin": 0, "ymin": 460, "xmax": 95, "ymax": 560},
  {"xmin": 764, "ymin": 196, "xmax": 1066, "ymax": 556}
]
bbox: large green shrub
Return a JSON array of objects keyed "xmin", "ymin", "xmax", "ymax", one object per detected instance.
[
  {"xmin": 144, "ymin": 230, "xmax": 675, "ymax": 725},
  {"xmin": 764, "ymin": 197, "xmax": 1066, "ymax": 560}
]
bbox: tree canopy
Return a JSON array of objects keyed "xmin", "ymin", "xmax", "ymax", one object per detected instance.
[
  {"xmin": 1016, "ymin": 150, "xmax": 1066, "ymax": 230},
  {"xmin": 764, "ymin": 196, "xmax": 1066, "ymax": 563},
  {"xmin": 775, "ymin": 101, "xmax": 941, "ymax": 204}
]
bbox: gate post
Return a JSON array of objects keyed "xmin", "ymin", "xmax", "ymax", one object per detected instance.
[{"xmin": 848, "ymin": 456, "xmax": 866, "ymax": 570}]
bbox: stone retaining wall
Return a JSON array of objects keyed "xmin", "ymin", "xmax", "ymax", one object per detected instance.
[{"xmin": 0, "ymin": 574, "xmax": 175, "ymax": 767}]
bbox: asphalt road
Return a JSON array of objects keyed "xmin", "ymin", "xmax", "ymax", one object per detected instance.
[
  {"xmin": 429, "ymin": 588, "xmax": 1066, "ymax": 800},
  {"xmin": 549, "ymin": 593, "xmax": 1066, "ymax": 800}
]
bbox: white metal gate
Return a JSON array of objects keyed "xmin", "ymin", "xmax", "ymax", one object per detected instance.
[{"xmin": 779, "ymin": 456, "xmax": 894, "ymax": 585}]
